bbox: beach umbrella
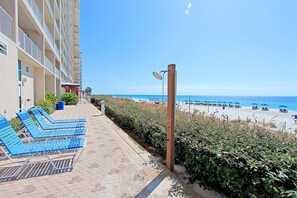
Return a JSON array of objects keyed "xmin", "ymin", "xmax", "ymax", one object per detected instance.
[
  {"xmin": 279, "ymin": 105, "xmax": 287, "ymax": 108},
  {"xmin": 252, "ymin": 103, "xmax": 258, "ymax": 106},
  {"xmin": 261, "ymin": 104, "xmax": 268, "ymax": 107},
  {"xmin": 235, "ymin": 102, "xmax": 240, "ymax": 105}
]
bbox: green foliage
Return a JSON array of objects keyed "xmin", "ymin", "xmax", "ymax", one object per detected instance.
[
  {"xmin": 60, "ymin": 92, "xmax": 78, "ymax": 105},
  {"xmin": 45, "ymin": 92, "xmax": 58, "ymax": 106},
  {"xmin": 37, "ymin": 98, "xmax": 55, "ymax": 114},
  {"xmin": 91, "ymin": 96, "xmax": 297, "ymax": 198},
  {"xmin": 85, "ymin": 87, "xmax": 92, "ymax": 95},
  {"xmin": 9, "ymin": 117, "xmax": 24, "ymax": 132}
]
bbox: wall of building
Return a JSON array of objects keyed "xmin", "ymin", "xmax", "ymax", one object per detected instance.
[
  {"xmin": 45, "ymin": 75, "xmax": 55, "ymax": 94},
  {"xmin": 21, "ymin": 63, "xmax": 34, "ymax": 109},
  {"xmin": 0, "ymin": 34, "xmax": 19, "ymax": 119},
  {"xmin": 34, "ymin": 68, "xmax": 45, "ymax": 103}
]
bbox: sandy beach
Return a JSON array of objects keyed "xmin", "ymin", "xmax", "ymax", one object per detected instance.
[
  {"xmin": 134, "ymin": 99, "xmax": 297, "ymax": 133},
  {"xmin": 177, "ymin": 102, "xmax": 297, "ymax": 133}
]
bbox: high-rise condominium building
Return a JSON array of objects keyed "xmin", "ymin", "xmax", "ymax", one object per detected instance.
[{"xmin": 0, "ymin": 0, "xmax": 81, "ymax": 119}]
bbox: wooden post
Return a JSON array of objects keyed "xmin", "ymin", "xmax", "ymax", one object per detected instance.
[{"xmin": 166, "ymin": 64, "xmax": 176, "ymax": 171}]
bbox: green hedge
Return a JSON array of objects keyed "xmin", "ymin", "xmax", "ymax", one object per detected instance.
[
  {"xmin": 60, "ymin": 92, "xmax": 78, "ymax": 105},
  {"xmin": 9, "ymin": 117, "xmax": 24, "ymax": 132},
  {"xmin": 92, "ymin": 96, "xmax": 297, "ymax": 198}
]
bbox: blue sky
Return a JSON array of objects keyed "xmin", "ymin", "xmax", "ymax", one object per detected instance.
[{"xmin": 80, "ymin": 0, "xmax": 297, "ymax": 96}]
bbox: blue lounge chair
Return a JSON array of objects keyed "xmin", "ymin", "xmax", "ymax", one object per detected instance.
[
  {"xmin": 30, "ymin": 108, "xmax": 86, "ymax": 130},
  {"xmin": 37, "ymin": 107, "xmax": 86, "ymax": 124},
  {"xmin": 16, "ymin": 111, "xmax": 86, "ymax": 139},
  {"xmin": 0, "ymin": 115, "xmax": 85, "ymax": 179}
]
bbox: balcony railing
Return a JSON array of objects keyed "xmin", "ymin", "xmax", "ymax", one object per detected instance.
[
  {"xmin": 45, "ymin": 56, "xmax": 54, "ymax": 73},
  {"xmin": 55, "ymin": 0, "xmax": 59, "ymax": 9},
  {"xmin": 18, "ymin": 27, "xmax": 42, "ymax": 63},
  {"xmin": 54, "ymin": 20, "xmax": 59, "ymax": 33},
  {"xmin": 25, "ymin": 0, "xmax": 42, "ymax": 24},
  {"xmin": 0, "ymin": 6, "xmax": 13, "ymax": 40},
  {"xmin": 46, "ymin": 0, "xmax": 54, "ymax": 18},
  {"xmin": 61, "ymin": 65, "xmax": 66, "ymax": 75},
  {"xmin": 55, "ymin": 67, "xmax": 60, "ymax": 78},
  {"xmin": 44, "ymin": 23, "xmax": 54, "ymax": 45},
  {"xmin": 54, "ymin": 42, "xmax": 60, "ymax": 55}
]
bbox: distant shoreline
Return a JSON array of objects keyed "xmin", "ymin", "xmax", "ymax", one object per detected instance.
[
  {"xmin": 111, "ymin": 96, "xmax": 297, "ymax": 133},
  {"xmin": 112, "ymin": 94, "xmax": 297, "ymax": 111}
]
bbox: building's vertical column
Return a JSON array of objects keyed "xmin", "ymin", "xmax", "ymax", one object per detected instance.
[
  {"xmin": 56, "ymin": 79, "xmax": 61, "ymax": 96},
  {"xmin": 45, "ymin": 75, "xmax": 56, "ymax": 94},
  {"xmin": 34, "ymin": 68, "xmax": 45, "ymax": 103}
]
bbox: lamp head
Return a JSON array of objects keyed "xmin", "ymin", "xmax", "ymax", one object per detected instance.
[{"xmin": 152, "ymin": 71, "xmax": 163, "ymax": 80}]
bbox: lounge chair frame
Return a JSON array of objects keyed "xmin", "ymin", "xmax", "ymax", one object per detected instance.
[
  {"xmin": 0, "ymin": 114, "xmax": 86, "ymax": 179},
  {"xmin": 0, "ymin": 146, "xmax": 85, "ymax": 179}
]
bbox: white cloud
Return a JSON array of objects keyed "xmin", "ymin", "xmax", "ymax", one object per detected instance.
[{"xmin": 188, "ymin": 3, "xmax": 192, "ymax": 9}]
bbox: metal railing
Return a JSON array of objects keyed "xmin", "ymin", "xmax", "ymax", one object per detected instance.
[
  {"xmin": 54, "ymin": 20, "xmax": 59, "ymax": 32},
  {"xmin": 46, "ymin": 0, "xmax": 54, "ymax": 18},
  {"xmin": 54, "ymin": 42, "xmax": 60, "ymax": 55},
  {"xmin": 44, "ymin": 23, "xmax": 54, "ymax": 45},
  {"xmin": 55, "ymin": 67, "xmax": 60, "ymax": 78},
  {"xmin": 0, "ymin": 6, "xmax": 13, "ymax": 40},
  {"xmin": 61, "ymin": 65, "xmax": 66, "ymax": 75},
  {"xmin": 55, "ymin": 0, "xmax": 59, "ymax": 9},
  {"xmin": 54, "ymin": 0, "xmax": 60, "ymax": 17},
  {"xmin": 25, "ymin": 0, "xmax": 42, "ymax": 24},
  {"xmin": 18, "ymin": 27, "xmax": 42, "ymax": 63},
  {"xmin": 45, "ymin": 55, "xmax": 54, "ymax": 73}
]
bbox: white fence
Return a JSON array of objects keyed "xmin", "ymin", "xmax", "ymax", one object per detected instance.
[
  {"xmin": 45, "ymin": 55, "xmax": 54, "ymax": 73},
  {"xmin": 18, "ymin": 27, "xmax": 42, "ymax": 63}
]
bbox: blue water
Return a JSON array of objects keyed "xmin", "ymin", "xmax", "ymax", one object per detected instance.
[{"xmin": 112, "ymin": 95, "xmax": 297, "ymax": 111}]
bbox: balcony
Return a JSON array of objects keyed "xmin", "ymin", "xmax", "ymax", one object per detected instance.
[
  {"xmin": 55, "ymin": 67, "xmax": 60, "ymax": 78},
  {"xmin": 46, "ymin": 0, "xmax": 54, "ymax": 19},
  {"xmin": 0, "ymin": 6, "xmax": 13, "ymax": 40},
  {"xmin": 55, "ymin": 0, "xmax": 59, "ymax": 9},
  {"xmin": 25, "ymin": 0, "xmax": 42, "ymax": 24},
  {"xmin": 18, "ymin": 27, "xmax": 42, "ymax": 63},
  {"xmin": 54, "ymin": 42, "xmax": 60, "ymax": 55},
  {"xmin": 61, "ymin": 65, "xmax": 66, "ymax": 75},
  {"xmin": 44, "ymin": 23, "xmax": 54, "ymax": 45},
  {"xmin": 45, "ymin": 55, "xmax": 54, "ymax": 73},
  {"xmin": 54, "ymin": 20, "xmax": 59, "ymax": 33}
]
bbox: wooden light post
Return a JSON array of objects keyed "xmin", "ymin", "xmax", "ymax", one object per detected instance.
[
  {"xmin": 166, "ymin": 64, "xmax": 176, "ymax": 171},
  {"xmin": 153, "ymin": 64, "xmax": 177, "ymax": 172}
]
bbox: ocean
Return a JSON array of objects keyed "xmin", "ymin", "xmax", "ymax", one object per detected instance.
[{"xmin": 112, "ymin": 95, "xmax": 297, "ymax": 111}]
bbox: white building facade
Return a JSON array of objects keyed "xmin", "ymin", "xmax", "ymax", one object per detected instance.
[{"xmin": 0, "ymin": 0, "xmax": 81, "ymax": 120}]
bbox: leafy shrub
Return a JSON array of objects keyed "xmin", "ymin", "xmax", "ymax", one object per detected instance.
[
  {"xmin": 45, "ymin": 92, "xmax": 58, "ymax": 107},
  {"xmin": 60, "ymin": 92, "xmax": 78, "ymax": 105},
  {"xmin": 91, "ymin": 96, "xmax": 297, "ymax": 198},
  {"xmin": 37, "ymin": 98, "xmax": 55, "ymax": 114},
  {"xmin": 9, "ymin": 117, "xmax": 24, "ymax": 132}
]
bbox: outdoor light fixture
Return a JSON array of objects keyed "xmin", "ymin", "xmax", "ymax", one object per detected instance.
[
  {"xmin": 152, "ymin": 65, "xmax": 176, "ymax": 172},
  {"xmin": 152, "ymin": 70, "xmax": 168, "ymax": 104}
]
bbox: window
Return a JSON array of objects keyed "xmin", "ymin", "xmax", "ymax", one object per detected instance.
[{"xmin": 0, "ymin": 41, "xmax": 8, "ymax": 56}]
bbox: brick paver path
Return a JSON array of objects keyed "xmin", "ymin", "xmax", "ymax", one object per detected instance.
[{"xmin": 0, "ymin": 101, "xmax": 199, "ymax": 197}]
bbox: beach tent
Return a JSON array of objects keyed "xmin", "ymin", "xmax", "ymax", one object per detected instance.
[{"xmin": 279, "ymin": 105, "xmax": 288, "ymax": 113}]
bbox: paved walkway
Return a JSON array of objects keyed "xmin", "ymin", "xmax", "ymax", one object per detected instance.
[{"xmin": 0, "ymin": 101, "xmax": 200, "ymax": 197}]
